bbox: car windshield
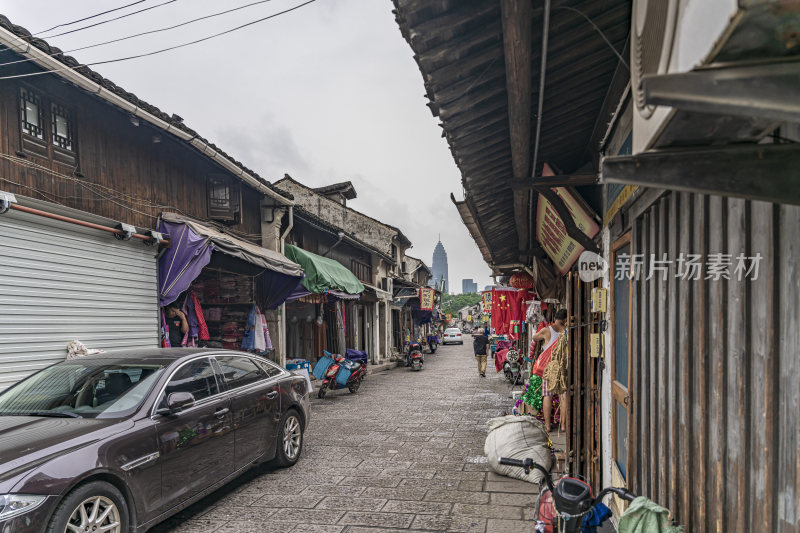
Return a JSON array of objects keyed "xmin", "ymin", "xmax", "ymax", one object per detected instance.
[{"xmin": 0, "ymin": 360, "xmax": 167, "ymax": 419}]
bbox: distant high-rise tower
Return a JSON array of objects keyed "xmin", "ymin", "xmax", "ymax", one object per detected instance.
[
  {"xmin": 462, "ymin": 279, "xmax": 478, "ymax": 294},
  {"xmin": 430, "ymin": 238, "xmax": 449, "ymax": 293}
]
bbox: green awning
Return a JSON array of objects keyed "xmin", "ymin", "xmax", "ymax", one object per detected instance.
[{"xmin": 284, "ymin": 244, "xmax": 365, "ymax": 295}]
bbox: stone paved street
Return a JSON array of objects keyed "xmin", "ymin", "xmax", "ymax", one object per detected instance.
[{"xmin": 152, "ymin": 341, "xmax": 564, "ymax": 532}]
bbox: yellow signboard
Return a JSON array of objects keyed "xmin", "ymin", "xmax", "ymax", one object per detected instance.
[
  {"xmin": 536, "ymin": 178, "xmax": 600, "ymax": 274},
  {"xmin": 445, "ymin": 313, "xmax": 452, "ymax": 321},
  {"xmin": 482, "ymin": 291, "xmax": 492, "ymax": 312},
  {"xmin": 419, "ymin": 288, "xmax": 435, "ymax": 310},
  {"xmin": 590, "ymin": 333, "xmax": 604, "ymax": 358},
  {"xmin": 591, "ymin": 287, "xmax": 608, "ymax": 313}
]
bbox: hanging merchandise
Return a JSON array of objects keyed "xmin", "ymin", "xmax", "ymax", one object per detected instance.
[
  {"xmin": 491, "ymin": 288, "xmax": 532, "ymax": 339},
  {"xmin": 542, "ymin": 333, "xmax": 569, "ymax": 395},
  {"xmin": 527, "ymin": 300, "xmax": 544, "ymax": 325}
]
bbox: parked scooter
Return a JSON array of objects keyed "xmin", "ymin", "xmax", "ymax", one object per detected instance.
[
  {"xmin": 426, "ymin": 334, "xmax": 439, "ymax": 354},
  {"xmin": 499, "ymin": 456, "xmax": 636, "ymax": 533},
  {"xmin": 407, "ymin": 342, "xmax": 424, "ymax": 371},
  {"xmin": 503, "ymin": 348, "xmax": 523, "ymax": 385},
  {"xmin": 316, "ymin": 351, "xmax": 367, "ymax": 399}
]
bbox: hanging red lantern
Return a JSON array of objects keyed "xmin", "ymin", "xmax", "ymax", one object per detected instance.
[{"xmin": 509, "ymin": 271, "xmax": 535, "ymax": 289}]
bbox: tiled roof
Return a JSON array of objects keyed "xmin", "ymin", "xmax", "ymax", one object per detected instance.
[{"xmin": 0, "ymin": 15, "xmax": 291, "ymax": 201}]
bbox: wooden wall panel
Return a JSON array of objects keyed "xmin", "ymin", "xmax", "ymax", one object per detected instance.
[
  {"xmin": 628, "ymin": 190, "xmax": 800, "ymax": 532},
  {"xmin": 0, "ymin": 79, "xmax": 264, "ymax": 241}
]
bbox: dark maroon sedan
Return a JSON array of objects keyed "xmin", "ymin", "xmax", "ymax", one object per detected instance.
[{"xmin": 0, "ymin": 348, "xmax": 310, "ymax": 533}]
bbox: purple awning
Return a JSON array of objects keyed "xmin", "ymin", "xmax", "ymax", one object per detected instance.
[
  {"xmin": 158, "ymin": 220, "xmax": 214, "ymax": 307},
  {"xmin": 158, "ymin": 216, "xmax": 304, "ymax": 309}
]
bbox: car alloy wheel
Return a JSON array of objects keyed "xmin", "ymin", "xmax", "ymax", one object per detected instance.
[
  {"xmin": 66, "ymin": 495, "xmax": 121, "ymax": 533},
  {"xmin": 283, "ymin": 414, "xmax": 302, "ymax": 461}
]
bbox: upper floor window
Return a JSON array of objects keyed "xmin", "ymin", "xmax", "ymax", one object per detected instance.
[
  {"xmin": 207, "ymin": 174, "xmax": 241, "ymax": 224},
  {"xmin": 18, "ymin": 86, "xmax": 77, "ymax": 165},
  {"xmin": 51, "ymin": 103, "xmax": 74, "ymax": 151},
  {"xmin": 20, "ymin": 88, "xmax": 44, "ymax": 139}
]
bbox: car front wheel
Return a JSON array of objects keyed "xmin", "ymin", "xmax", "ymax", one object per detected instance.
[
  {"xmin": 47, "ymin": 481, "xmax": 128, "ymax": 533},
  {"xmin": 275, "ymin": 409, "xmax": 304, "ymax": 468}
]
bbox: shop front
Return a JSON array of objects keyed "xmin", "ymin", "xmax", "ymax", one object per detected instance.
[
  {"xmin": 157, "ymin": 213, "xmax": 304, "ymax": 364},
  {"xmin": 282, "ymin": 244, "xmax": 364, "ymax": 365}
]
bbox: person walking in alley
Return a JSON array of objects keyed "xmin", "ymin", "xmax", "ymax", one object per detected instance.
[
  {"xmin": 473, "ymin": 328, "xmax": 489, "ymax": 377},
  {"xmin": 531, "ymin": 309, "xmax": 567, "ymax": 430}
]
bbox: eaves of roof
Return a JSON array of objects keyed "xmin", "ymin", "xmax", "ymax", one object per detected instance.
[{"xmin": 0, "ymin": 15, "xmax": 293, "ymax": 205}]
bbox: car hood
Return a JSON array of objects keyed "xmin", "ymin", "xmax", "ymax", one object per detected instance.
[{"xmin": 0, "ymin": 416, "xmax": 134, "ymax": 485}]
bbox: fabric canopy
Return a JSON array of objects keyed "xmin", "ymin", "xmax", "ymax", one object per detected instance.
[
  {"xmin": 284, "ymin": 244, "xmax": 364, "ymax": 295},
  {"xmin": 161, "ymin": 212, "xmax": 303, "ymax": 278},
  {"xmin": 157, "ymin": 214, "xmax": 304, "ymax": 309}
]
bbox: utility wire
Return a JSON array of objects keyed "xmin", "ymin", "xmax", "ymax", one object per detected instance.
[
  {"xmin": 553, "ymin": 6, "xmax": 629, "ymax": 70},
  {"xmin": 34, "ymin": 0, "xmax": 147, "ymax": 35},
  {"xmin": 0, "ymin": 0, "xmax": 318, "ymax": 81},
  {"xmin": 0, "ymin": 0, "xmax": 277, "ymax": 69},
  {"xmin": 38, "ymin": 0, "xmax": 181, "ymax": 39}
]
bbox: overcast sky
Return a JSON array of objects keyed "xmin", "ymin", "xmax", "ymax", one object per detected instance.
[{"xmin": 0, "ymin": 0, "xmax": 493, "ymax": 292}]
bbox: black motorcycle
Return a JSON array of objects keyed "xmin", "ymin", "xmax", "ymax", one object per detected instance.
[{"xmin": 426, "ymin": 334, "xmax": 439, "ymax": 354}]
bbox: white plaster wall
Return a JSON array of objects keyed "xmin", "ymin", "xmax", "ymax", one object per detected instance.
[{"xmin": 275, "ymin": 180, "xmax": 397, "ymax": 255}]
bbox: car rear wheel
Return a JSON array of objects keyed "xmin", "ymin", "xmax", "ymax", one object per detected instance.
[
  {"xmin": 47, "ymin": 481, "xmax": 128, "ymax": 533},
  {"xmin": 275, "ymin": 409, "xmax": 304, "ymax": 468}
]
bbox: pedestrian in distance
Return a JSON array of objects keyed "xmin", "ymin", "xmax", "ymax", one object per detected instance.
[
  {"xmin": 473, "ymin": 328, "xmax": 490, "ymax": 377},
  {"xmin": 164, "ymin": 303, "xmax": 189, "ymax": 348}
]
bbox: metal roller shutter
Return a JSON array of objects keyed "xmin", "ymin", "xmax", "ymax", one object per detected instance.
[{"xmin": 0, "ymin": 208, "xmax": 159, "ymax": 391}]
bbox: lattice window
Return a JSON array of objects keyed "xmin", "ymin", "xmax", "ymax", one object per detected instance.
[
  {"xmin": 20, "ymin": 88, "xmax": 44, "ymax": 139},
  {"xmin": 51, "ymin": 103, "xmax": 74, "ymax": 151}
]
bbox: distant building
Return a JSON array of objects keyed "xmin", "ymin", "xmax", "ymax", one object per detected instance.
[
  {"xmin": 462, "ymin": 279, "xmax": 478, "ymax": 293},
  {"xmin": 430, "ymin": 238, "xmax": 449, "ymax": 293}
]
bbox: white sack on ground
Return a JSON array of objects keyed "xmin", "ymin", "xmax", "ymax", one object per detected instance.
[{"xmin": 484, "ymin": 415, "xmax": 552, "ymax": 484}]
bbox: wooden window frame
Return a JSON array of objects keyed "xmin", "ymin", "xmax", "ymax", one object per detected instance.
[
  {"xmin": 610, "ymin": 231, "xmax": 633, "ymax": 482},
  {"xmin": 206, "ymin": 174, "xmax": 242, "ymax": 224},
  {"xmin": 18, "ymin": 85, "xmax": 78, "ymax": 166}
]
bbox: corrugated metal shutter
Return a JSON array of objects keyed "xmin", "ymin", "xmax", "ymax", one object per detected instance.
[{"xmin": 0, "ymin": 209, "xmax": 159, "ymax": 391}]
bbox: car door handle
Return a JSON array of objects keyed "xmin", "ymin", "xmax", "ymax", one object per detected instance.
[
  {"xmin": 265, "ymin": 391, "xmax": 278, "ymax": 400},
  {"xmin": 215, "ymin": 407, "xmax": 230, "ymax": 418}
]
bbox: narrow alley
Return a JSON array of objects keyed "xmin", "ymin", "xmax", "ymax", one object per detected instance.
[{"xmin": 151, "ymin": 343, "xmax": 560, "ymax": 533}]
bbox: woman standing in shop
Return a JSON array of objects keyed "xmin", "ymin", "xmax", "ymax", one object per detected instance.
[{"xmin": 165, "ymin": 304, "xmax": 189, "ymax": 348}]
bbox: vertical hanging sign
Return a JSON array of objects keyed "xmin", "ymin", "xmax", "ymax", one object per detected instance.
[
  {"xmin": 419, "ymin": 288, "xmax": 435, "ymax": 310},
  {"xmin": 482, "ymin": 291, "xmax": 493, "ymax": 312}
]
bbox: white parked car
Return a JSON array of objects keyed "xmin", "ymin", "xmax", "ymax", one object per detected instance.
[{"xmin": 443, "ymin": 328, "xmax": 463, "ymax": 345}]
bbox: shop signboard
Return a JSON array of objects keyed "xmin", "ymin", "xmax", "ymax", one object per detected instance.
[
  {"xmin": 445, "ymin": 313, "xmax": 452, "ymax": 321},
  {"xmin": 535, "ymin": 166, "xmax": 600, "ymax": 275},
  {"xmin": 482, "ymin": 291, "xmax": 492, "ymax": 312},
  {"xmin": 419, "ymin": 288, "xmax": 435, "ymax": 310}
]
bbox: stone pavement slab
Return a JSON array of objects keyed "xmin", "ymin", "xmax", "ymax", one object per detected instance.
[{"xmin": 150, "ymin": 342, "xmax": 555, "ymax": 533}]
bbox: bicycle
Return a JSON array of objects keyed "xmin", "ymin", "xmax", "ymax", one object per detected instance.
[{"xmin": 498, "ymin": 457, "xmax": 636, "ymax": 533}]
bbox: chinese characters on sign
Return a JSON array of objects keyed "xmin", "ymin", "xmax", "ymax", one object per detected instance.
[
  {"xmin": 419, "ymin": 288, "xmax": 435, "ymax": 310},
  {"xmin": 482, "ymin": 291, "xmax": 492, "ymax": 312},
  {"xmin": 535, "ymin": 165, "xmax": 600, "ymax": 275},
  {"xmin": 614, "ymin": 253, "xmax": 764, "ymax": 281}
]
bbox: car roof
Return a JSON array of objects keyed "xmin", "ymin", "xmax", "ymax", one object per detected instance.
[
  {"xmin": 445, "ymin": 328, "xmax": 461, "ymax": 332},
  {"xmin": 68, "ymin": 347, "xmax": 245, "ymax": 365}
]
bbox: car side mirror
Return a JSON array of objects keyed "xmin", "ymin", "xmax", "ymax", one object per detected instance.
[{"xmin": 157, "ymin": 392, "xmax": 195, "ymax": 415}]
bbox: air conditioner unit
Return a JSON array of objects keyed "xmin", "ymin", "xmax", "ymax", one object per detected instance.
[{"xmin": 630, "ymin": 0, "xmax": 778, "ymax": 153}]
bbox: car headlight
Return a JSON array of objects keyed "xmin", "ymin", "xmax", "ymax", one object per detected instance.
[{"xmin": 0, "ymin": 494, "xmax": 47, "ymax": 520}]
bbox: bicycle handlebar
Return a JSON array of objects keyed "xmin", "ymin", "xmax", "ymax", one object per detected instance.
[
  {"xmin": 498, "ymin": 457, "xmax": 636, "ymax": 507},
  {"xmin": 498, "ymin": 457, "xmax": 555, "ymax": 491}
]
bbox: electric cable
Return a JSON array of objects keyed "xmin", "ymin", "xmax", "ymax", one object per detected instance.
[
  {"xmin": 37, "ymin": 0, "xmax": 181, "ymax": 39},
  {"xmin": 0, "ymin": 0, "xmax": 277, "ymax": 69},
  {"xmin": 553, "ymin": 6, "xmax": 629, "ymax": 70},
  {"xmin": 34, "ymin": 0, "xmax": 147, "ymax": 35},
  {"xmin": 0, "ymin": 0, "xmax": 319, "ymax": 81}
]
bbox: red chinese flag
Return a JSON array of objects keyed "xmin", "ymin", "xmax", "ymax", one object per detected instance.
[{"xmin": 491, "ymin": 288, "xmax": 514, "ymax": 335}]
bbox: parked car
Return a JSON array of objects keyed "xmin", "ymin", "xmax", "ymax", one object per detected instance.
[
  {"xmin": 442, "ymin": 328, "xmax": 463, "ymax": 345},
  {"xmin": 0, "ymin": 348, "xmax": 310, "ymax": 533}
]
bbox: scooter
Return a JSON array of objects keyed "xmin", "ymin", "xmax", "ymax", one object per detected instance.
[
  {"xmin": 499, "ymin": 457, "xmax": 636, "ymax": 533},
  {"xmin": 407, "ymin": 342, "xmax": 424, "ymax": 371},
  {"xmin": 316, "ymin": 351, "xmax": 367, "ymax": 399},
  {"xmin": 426, "ymin": 334, "xmax": 439, "ymax": 354},
  {"xmin": 503, "ymin": 348, "xmax": 523, "ymax": 385}
]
